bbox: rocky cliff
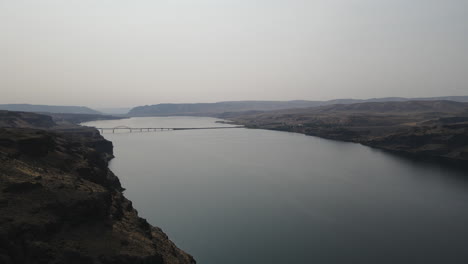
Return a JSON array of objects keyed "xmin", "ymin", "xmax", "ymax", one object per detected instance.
[{"xmin": 0, "ymin": 111, "xmax": 195, "ymax": 264}]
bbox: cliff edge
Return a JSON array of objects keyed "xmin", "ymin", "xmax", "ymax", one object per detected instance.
[{"xmin": 0, "ymin": 111, "xmax": 195, "ymax": 264}]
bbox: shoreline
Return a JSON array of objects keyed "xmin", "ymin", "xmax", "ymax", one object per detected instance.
[{"xmin": 230, "ymin": 121, "xmax": 468, "ymax": 169}]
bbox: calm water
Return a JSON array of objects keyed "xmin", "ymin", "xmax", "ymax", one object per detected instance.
[{"xmin": 84, "ymin": 117, "xmax": 468, "ymax": 264}]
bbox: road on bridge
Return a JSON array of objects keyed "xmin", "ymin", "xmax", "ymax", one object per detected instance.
[{"xmin": 95, "ymin": 126, "xmax": 244, "ymax": 133}]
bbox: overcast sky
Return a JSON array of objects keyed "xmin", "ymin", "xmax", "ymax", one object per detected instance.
[{"xmin": 1, "ymin": 0, "xmax": 467, "ymax": 107}]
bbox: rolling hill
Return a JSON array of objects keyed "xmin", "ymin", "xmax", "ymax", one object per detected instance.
[{"xmin": 128, "ymin": 96, "xmax": 468, "ymax": 117}]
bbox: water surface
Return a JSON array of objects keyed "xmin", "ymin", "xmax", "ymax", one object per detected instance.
[{"xmin": 84, "ymin": 117, "xmax": 468, "ymax": 264}]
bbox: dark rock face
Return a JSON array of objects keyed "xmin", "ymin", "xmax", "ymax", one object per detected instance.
[
  {"xmin": 17, "ymin": 134, "xmax": 56, "ymax": 157},
  {"xmin": 0, "ymin": 112, "xmax": 195, "ymax": 264}
]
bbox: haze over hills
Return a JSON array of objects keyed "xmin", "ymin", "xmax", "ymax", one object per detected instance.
[
  {"xmin": 0, "ymin": 104, "xmax": 101, "ymax": 115},
  {"xmin": 128, "ymin": 96, "xmax": 468, "ymax": 117},
  {"xmin": 96, "ymin": 107, "xmax": 132, "ymax": 115},
  {"xmin": 290, "ymin": 100, "xmax": 468, "ymax": 114}
]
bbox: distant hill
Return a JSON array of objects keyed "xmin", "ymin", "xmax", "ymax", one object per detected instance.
[
  {"xmin": 95, "ymin": 107, "xmax": 132, "ymax": 115},
  {"xmin": 0, "ymin": 104, "xmax": 101, "ymax": 115},
  {"xmin": 309, "ymin": 100, "xmax": 468, "ymax": 114},
  {"xmin": 230, "ymin": 100, "xmax": 468, "ymax": 124},
  {"xmin": 128, "ymin": 100, "xmax": 321, "ymax": 116},
  {"xmin": 128, "ymin": 96, "xmax": 468, "ymax": 116},
  {"xmin": 48, "ymin": 113, "xmax": 123, "ymax": 125}
]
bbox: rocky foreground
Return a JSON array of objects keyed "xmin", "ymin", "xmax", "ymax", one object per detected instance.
[
  {"xmin": 230, "ymin": 100, "xmax": 468, "ymax": 163},
  {"xmin": 0, "ymin": 111, "xmax": 195, "ymax": 264}
]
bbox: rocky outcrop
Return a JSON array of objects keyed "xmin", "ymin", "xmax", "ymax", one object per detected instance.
[
  {"xmin": 364, "ymin": 123, "xmax": 468, "ymax": 161},
  {"xmin": 0, "ymin": 112, "xmax": 195, "ymax": 264},
  {"xmin": 0, "ymin": 111, "xmax": 56, "ymax": 129}
]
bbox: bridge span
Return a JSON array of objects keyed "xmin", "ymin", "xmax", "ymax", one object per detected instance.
[{"xmin": 96, "ymin": 126, "xmax": 244, "ymax": 134}]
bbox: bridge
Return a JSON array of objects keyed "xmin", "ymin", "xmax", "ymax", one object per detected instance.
[{"xmin": 96, "ymin": 125, "xmax": 244, "ymax": 134}]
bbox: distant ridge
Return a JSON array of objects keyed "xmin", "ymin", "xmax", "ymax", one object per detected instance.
[
  {"xmin": 95, "ymin": 107, "xmax": 132, "ymax": 115},
  {"xmin": 128, "ymin": 100, "xmax": 320, "ymax": 116},
  {"xmin": 0, "ymin": 104, "xmax": 101, "ymax": 115},
  {"xmin": 310, "ymin": 100, "xmax": 468, "ymax": 114},
  {"xmin": 128, "ymin": 96, "xmax": 468, "ymax": 116}
]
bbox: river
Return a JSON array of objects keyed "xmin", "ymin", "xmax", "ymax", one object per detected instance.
[{"xmin": 84, "ymin": 116, "xmax": 468, "ymax": 264}]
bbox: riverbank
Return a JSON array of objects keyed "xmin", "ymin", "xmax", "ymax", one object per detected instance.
[
  {"xmin": 0, "ymin": 111, "xmax": 195, "ymax": 263},
  {"xmin": 228, "ymin": 100, "xmax": 468, "ymax": 164}
]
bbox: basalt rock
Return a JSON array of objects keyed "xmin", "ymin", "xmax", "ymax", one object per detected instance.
[{"xmin": 0, "ymin": 111, "xmax": 195, "ymax": 264}]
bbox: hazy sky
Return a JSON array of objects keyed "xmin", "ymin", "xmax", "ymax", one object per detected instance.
[{"xmin": 1, "ymin": 0, "xmax": 467, "ymax": 107}]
